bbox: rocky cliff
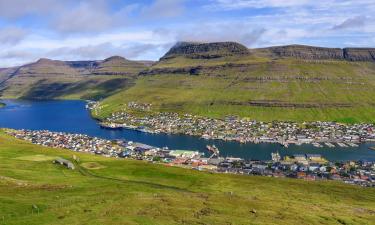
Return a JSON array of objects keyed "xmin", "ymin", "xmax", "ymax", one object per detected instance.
[
  {"xmin": 258, "ymin": 44, "xmax": 375, "ymax": 61},
  {"xmin": 343, "ymin": 48, "xmax": 375, "ymax": 61},
  {"xmin": 161, "ymin": 42, "xmax": 375, "ymax": 62},
  {"xmin": 263, "ymin": 45, "xmax": 343, "ymax": 60},
  {"xmin": 161, "ymin": 41, "xmax": 249, "ymax": 60}
]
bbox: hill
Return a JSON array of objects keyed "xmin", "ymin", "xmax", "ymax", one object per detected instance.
[
  {"xmin": 0, "ymin": 130, "xmax": 374, "ymax": 224},
  {"xmin": 95, "ymin": 42, "xmax": 375, "ymax": 123},
  {"xmin": 0, "ymin": 56, "xmax": 150, "ymax": 100}
]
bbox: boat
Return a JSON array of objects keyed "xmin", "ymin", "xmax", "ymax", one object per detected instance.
[
  {"xmin": 369, "ymin": 146, "xmax": 375, "ymax": 150},
  {"xmin": 347, "ymin": 143, "xmax": 359, "ymax": 147},
  {"xmin": 337, "ymin": 143, "xmax": 348, "ymax": 147},
  {"xmin": 325, "ymin": 142, "xmax": 335, "ymax": 148},
  {"xmin": 281, "ymin": 142, "xmax": 289, "ymax": 148},
  {"xmin": 206, "ymin": 145, "xmax": 220, "ymax": 155},
  {"xmin": 312, "ymin": 142, "xmax": 323, "ymax": 148},
  {"xmin": 99, "ymin": 122, "xmax": 123, "ymax": 130}
]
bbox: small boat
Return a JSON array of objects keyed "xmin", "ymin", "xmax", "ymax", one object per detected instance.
[
  {"xmin": 325, "ymin": 142, "xmax": 335, "ymax": 148},
  {"xmin": 99, "ymin": 122, "xmax": 123, "ymax": 130},
  {"xmin": 337, "ymin": 142, "xmax": 348, "ymax": 148},
  {"xmin": 346, "ymin": 143, "xmax": 359, "ymax": 147},
  {"xmin": 206, "ymin": 145, "xmax": 220, "ymax": 155},
  {"xmin": 312, "ymin": 142, "xmax": 323, "ymax": 148}
]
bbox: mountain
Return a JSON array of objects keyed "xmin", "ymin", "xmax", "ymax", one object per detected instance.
[
  {"xmin": 0, "ymin": 56, "xmax": 150, "ymax": 100},
  {"xmin": 2, "ymin": 41, "xmax": 375, "ymax": 123},
  {"xmin": 96, "ymin": 41, "xmax": 375, "ymax": 123},
  {"xmin": 161, "ymin": 41, "xmax": 249, "ymax": 60},
  {"xmin": 255, "ymin": 44, "xmax": 375, "ymax": 61}
]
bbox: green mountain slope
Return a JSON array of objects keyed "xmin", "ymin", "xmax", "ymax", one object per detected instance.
[
  {"xmin": 0, "ymin": 130, "xmax": 374, "ymax": 225},
  {"xmin": 96, "ymin": 42, "xmax": 375, "ymax": 123},
  {"xmin": 0, "ymin": 56, "xmax": 150, "ymax": 100}
]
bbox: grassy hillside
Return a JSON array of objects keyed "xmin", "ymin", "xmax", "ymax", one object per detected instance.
[
  {"xmin": 0, "ymin": 57, "xmax": 149, "ymax": 100},
  {"xmin": 0, "ymin": 130, "xmax": 374, "ymax": 225},
  {"xmin": 96, "ymin": 54, "xmax": 375, "ymax": 123}
]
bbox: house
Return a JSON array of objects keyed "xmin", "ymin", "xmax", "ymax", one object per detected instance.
[
  {"xmin": 293, "ymin": 154, "xmax": 308, "ymax": 165},
  {"xmin": 319, "ymin": 166, "xmax": 327, "ymax": 172},
  {"xmin": 296, "ymin": 172, "xmax": 306, "ymax": 179},
  {"xmin": 293, "ymin": 154, "xmax": 306, "ymax": 161},
  {"xmin": 169, "ymin": 150, "xmax": 200, "ymax": 159},
  {"xmin": 306, "ymin": 154, "xmax": 323, "ymax": 162},
  {"xmin": 308, "ymin": 163, "xmax": 320, "ymax": 172},
  {"xmin": 53, "ymin": 157, "xmax": 75, "ymax": 170}
]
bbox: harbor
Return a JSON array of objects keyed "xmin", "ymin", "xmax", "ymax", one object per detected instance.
[
  {"xmin": 98, "ymin": 101, "xmax": 375, "ymax": 149},
  {"xmin": 1, "ymin": 99, "xmax": 375, "ymax": 161}
]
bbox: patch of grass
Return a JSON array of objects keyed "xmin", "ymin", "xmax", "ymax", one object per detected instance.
[
  {"xmin": 0, "ymin": 130, "xmax": 374, "ymax": 224},
  {"xmin": 81, "ymin": 162, "xmax": 106, "ymax": 170},
  {"xmin": 15, "ymin": 154, "xmax": 56, "ymax": 162}
]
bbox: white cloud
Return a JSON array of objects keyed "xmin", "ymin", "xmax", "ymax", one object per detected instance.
[
  {"xmin": 207, "ymin": 0, "xmax": 311, "ymax": 10},
  {"xmin": 332, "ymin": 16, "xmax": 367, "ymax": 30},
  {"xmin": 0, "ymin": 0, "xmax": 63, "ymax": 19},
  {"xmin": 0, "ymin": 27, "xmax": 27, "ymax": 44},
  {"xmin": 1, "ymin": 0, "xmax": 375, "ymax": 67},
  {"xmin": 54, "ymin": 1, "xmax": 115, "ymax": 33},
  {"xmin": 141, "ymin": 0, "xmax": 186, "ymax": 18}
]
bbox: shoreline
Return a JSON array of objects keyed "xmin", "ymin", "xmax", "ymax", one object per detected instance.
[
  {"xmin": 97, "ymin": 120, "xmax": 375, "ymax": 149},
  {"xmin": 89, "ymin": 102, "xmax": 375, "ymax": 149},
  {"xmin": 5, "ymin": 128, "xmax": 375, "ymax": 187}
]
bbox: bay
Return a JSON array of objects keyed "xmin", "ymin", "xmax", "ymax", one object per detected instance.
[{"xmin": 1, "ymin": 99, "xmax": 375, "ymax": 161}]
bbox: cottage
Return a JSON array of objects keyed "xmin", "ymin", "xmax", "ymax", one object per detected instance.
[
  {"xmin": 53, "ymin": 157, "xmax": 75, "ymax": 170},
  {"xmin": 306, "ymin": 154, "xmax": 323, "ymax": 162}
]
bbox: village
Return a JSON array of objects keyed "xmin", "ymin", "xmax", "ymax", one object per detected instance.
[
  {"xmin": 6, "ymin": 129, "xmax": 375, "ymax": 187},
  {"xmin": 98, "ymin": 101, "xmax": 375, "ymax": 148}
]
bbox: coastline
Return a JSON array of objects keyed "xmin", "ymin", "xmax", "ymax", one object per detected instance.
[
  {"xmin": 2, "ymin": 99, "xmax": 375, "ymax": 161},
  {"xmin": 88, "ymin": 102, "xmax": 375, "ymax": 149},
  {"xmin": 5, "ymin": 128, "xmax": 375, "ymax": 187},
  {"xmin": 99, "ymin": 121, "xmax": 375, "ymax": 148}
]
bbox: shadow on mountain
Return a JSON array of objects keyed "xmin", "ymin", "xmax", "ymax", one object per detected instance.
[{"xmin": 22, "ymin": 78, "xmax": 134, "ymax": 100}]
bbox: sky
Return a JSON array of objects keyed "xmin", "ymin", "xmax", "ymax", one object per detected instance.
[{"xmin": 0, "ymin": 0, "xmax": 374, "ymax": 67}]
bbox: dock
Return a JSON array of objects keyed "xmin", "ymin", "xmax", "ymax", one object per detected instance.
[{"xmin": 325, "ymin": 143, "xmax": 335, "ymax": 148}]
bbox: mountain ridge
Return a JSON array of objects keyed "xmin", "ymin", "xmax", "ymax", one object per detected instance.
[
  {"xmin": 0, "ymin": 56, "xmax": 151, "ymax": 100},
  {"xmin": 96, "ymin": 41, "xmax": 375, "ymax": 123},
  {"xmin": 160, "ymin": 41, "xmax": 375, "ymax": 62}
]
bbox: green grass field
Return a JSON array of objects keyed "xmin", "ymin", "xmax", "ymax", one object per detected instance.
[
  {"xmin": 0, "ymin": 130, "xmax": 374, "ymax": 225},
  {"xmin": 95, "ymin": 58, "xmax": 375, "ymax": 123}
]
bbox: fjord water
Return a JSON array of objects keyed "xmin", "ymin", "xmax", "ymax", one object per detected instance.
[{"xmin": 1, "ymin": 99, "xmax": 375, "ymax": 161}]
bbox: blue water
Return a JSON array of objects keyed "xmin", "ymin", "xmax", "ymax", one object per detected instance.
[{"xmin": 1, "ymin": 99, "xmax": 375, "ymax": 161}]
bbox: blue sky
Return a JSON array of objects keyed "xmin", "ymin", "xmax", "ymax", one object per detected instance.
[{"xmin": 0, "ymin": 0, "xmax": 374, "ymax": 67}]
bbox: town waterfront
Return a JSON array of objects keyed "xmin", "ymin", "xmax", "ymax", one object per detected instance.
[{"xmin": 1, "ymin": 99, "xmax": 375, "ymax": 161}]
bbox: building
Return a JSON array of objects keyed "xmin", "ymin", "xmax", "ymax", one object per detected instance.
[
  {"xmin": 306, "ymin": 154, "xmax": 323, "ymax": 162},
  {"xmin": 53, "ymin": 157, "xmax": 75, "ymax": 170}
]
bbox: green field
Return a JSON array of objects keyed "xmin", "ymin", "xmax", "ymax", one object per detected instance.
[
  {"xmin": 95, "ymin": 57, "xmax": 375, "ymax": 123},
  {"xmin": 0, "ymin": 130, "xmax": 374, "ymax": 224}
]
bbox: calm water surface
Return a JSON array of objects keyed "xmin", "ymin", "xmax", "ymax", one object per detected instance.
[{"xmin": 1, "ymin": 99, "xmax": 375, "ymax": 161}]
